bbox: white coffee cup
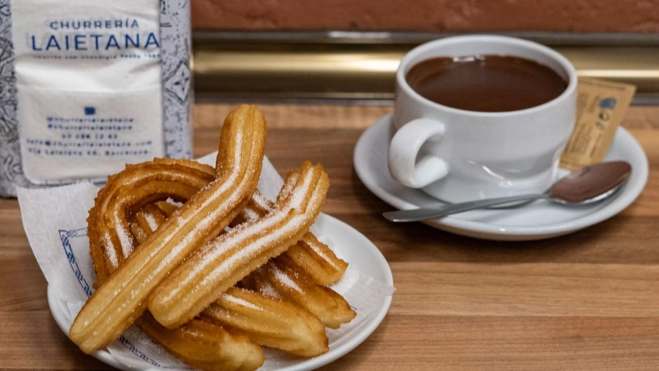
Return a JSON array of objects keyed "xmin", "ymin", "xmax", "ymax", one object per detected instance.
[{"xmin": 388, "ymin": 35, "xmax": 577, "ymax": 203}]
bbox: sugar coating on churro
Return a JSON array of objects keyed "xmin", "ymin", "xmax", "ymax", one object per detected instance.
[
  {"xmin": 221, "ymin": 293, "xmax": 264, "ymax": 312},
  {"xmin": 116, "ymin": 218, "xmax": 133, "ymax": 258},
  {"xmin": 271, "ymin": 264, "xmax": 304, "ymax": 293},
  {"xmin": 143, "ymin": 213, "xmax": 159, "ymax": 232},
  {"xmin": 102, "ymin": 234, "xmax": 118, "ymax": 269},
  {"xmin": 305, "ymin": 238, "xmax": 338, "ymax": 268}
]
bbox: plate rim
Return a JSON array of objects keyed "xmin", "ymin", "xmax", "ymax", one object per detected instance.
[
  {"xmin": 47, "ymin": 212, "xmax": 394, "ymax": 371},
  {"xmin": 354, "ymin": 113, "xmax": 649, "ymax": 241}
]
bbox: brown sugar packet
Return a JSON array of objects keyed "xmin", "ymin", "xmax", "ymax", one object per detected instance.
[{"xmin": 560, "ymin": 78, "xmax": 636, "ymax": 170}]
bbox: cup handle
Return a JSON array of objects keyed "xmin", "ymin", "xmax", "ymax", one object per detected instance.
[{"xmin": 388, "ymin": 118, "xmax": 449, "ymax": 188}]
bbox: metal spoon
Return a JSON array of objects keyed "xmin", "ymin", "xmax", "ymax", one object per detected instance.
[{"xmin": 383, "ymin": 161, "xmax": 632, "ymax": 223}]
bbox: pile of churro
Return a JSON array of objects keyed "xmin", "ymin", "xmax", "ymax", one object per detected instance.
[{"xmin": 70, "ymin": 105, "xmax": 356, "ymax": 371}]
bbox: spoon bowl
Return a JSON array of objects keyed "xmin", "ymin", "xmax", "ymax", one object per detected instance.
[{"xmin": 548, "ymin": 161, "xmax": 631, "ymax": 204}]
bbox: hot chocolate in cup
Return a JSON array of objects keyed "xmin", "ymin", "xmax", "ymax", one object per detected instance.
[{"xmin": 388, "ymin": 35, "xmax": 577, "ymax": 203}]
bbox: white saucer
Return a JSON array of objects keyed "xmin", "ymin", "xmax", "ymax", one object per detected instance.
[
  {"xmin": 354, "ymin": 114, "xmax": 649, "ymax": 241},
  {"xmin": 47, "ymin": 213, "xmax": 394, "ymax": 371}
]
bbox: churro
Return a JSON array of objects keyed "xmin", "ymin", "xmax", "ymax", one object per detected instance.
[
  {"xmin": 236, "ymin": 191, "xmax": 355, "ymax": 329},
  {"xmin": 71, "ymin": 104, "xmax": 267, "ymax": 353},
  {"xmin": 240, "ymin": 192, "xmax": 348, "ymax": 286},
  {"xmin": 259, "ymin": 257, "xmax": 356, "ymax": 329},
  {"xmin": 149, "ymin": 161, "xmax": 330, "ymax": 328},
  {"xmin": 87, "ymin": 158, "xmax": 216, "ymax": 285},
  {"xmin": 202, "ymin": 287, "xmax": 329, "ymax": 357},
  {"xmin": 138, "ymin": 313, "xmax": 265, "ymax": 371},
  {"xmin": 287, "ymin": 235, "xmax": 348, "ymax": 286},
  {"xmin": 130, "ymin": 204, "xmax": 168, "ymax": 244}
]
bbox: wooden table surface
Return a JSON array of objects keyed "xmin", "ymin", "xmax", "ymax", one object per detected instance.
[{"xmin": 1, "ymin": 103, "xmax": 659, "ymax": 370}]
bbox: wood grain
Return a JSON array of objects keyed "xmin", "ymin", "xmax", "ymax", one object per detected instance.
[{"xmin": 1, "ymin": 104, "xmax": 659, "ymax": 370}]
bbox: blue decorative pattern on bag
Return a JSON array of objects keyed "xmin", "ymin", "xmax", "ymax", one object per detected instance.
[
  {"xmin": 160, "ymin": 0, "xmax": 193, "ymax": 161},
  {"xmin": 0, "ymin": 0, "xmax": 28, "ymax": 197}
]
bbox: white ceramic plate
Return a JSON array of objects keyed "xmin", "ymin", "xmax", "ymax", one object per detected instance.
[
  {"xmin": 354, "ymin": 113, "xmax": 649, "ymax": 241},
  {"xmin": 48, "ymin": 213, "xmax": 394, "ymax": 371}
]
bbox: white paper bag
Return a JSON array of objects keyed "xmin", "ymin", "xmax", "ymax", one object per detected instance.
[{"xmin": 0, "ymin": 0, "xmax": 192, "ymax": 196}]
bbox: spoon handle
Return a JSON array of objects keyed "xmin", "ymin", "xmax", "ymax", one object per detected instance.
[{"xmin": 382, "ymin": 193, "xmax": 548, "ymax": 222}]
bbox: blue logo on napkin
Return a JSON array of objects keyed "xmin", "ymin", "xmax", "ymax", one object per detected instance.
[
  {"xmin": 59, "ymin": 228, "xmax": 93, "ymax": 297},
  {"xmin": 84, "ymin": 107, "xmax": 96, "ymax": 116}
]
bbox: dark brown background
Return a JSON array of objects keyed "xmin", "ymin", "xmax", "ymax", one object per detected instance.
[{"xmin": 192, "ymin": 0, "xmax": 659, "ymax": 32}]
